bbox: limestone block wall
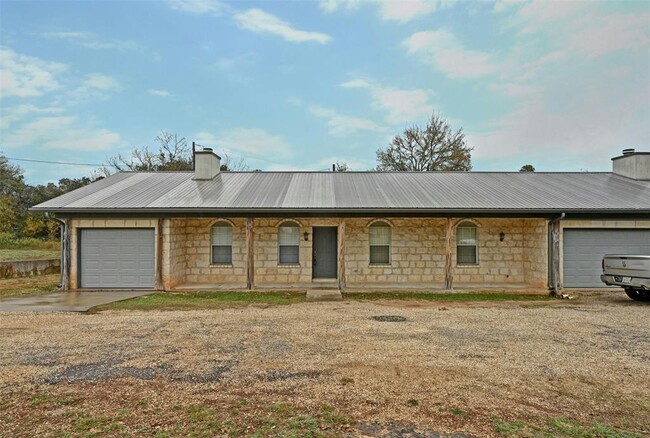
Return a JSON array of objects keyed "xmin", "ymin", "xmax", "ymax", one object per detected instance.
[
  {"xmin": 522, "ymin": 219, "xmax": 548, "ymax": 288},
  {"xmin": 161, "ymin": 218, "xmax": 187, "ymax": 289},
  {"xmin": 175, "ymin": 218, "xmax": 248, "ymax": 287},
  {"xmin": 450, "ymin": 218, "xmax": 540, "ymax": 285},
  {"xmin": 253, "ymin": 218, "xmax": 339, "ymax": 287},
  {"xmin": 68, "ymin": 218, "xmax": 159, "ymax": 289},
  {"xmin": 67, "ymin": 216, "xmax": 551, "ymax": 290},
  {"xmin": 345, "ymin": 218, "xmax": 446, "ymax": 286}
]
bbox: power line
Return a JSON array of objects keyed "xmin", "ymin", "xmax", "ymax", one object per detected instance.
[{"xmin": 5, "ymin": 157, "xmax": 105, "ymax": 167}]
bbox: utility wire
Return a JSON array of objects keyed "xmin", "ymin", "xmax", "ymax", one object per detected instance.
[{"xmin": 5, "ymin": 157, "xmax": 105, "ymax": 167}]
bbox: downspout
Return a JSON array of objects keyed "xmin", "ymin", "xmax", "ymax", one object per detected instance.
[
  {"xmin": 548, "ymin": 212, "xmax": 565, "ymax": 296},
  {"xmin": 45, "ymin": 213, "xmax": 69, "ymax": 291}
]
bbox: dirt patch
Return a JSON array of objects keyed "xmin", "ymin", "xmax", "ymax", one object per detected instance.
[{"xmin": 0, "ymin": 292, "xmax": 648, "ymax": 437}]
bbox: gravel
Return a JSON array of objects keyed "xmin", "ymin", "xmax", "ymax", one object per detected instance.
[{"xmin": 0, "ymin": 291, "xmax": 648, "ymax": 436}]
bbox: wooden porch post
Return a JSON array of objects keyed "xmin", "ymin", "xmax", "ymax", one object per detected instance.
[
  {"xmin": 444, "ymin": 218, "xmax": 454, "ymax": 290},
  {"xmin": 549, "ymin": 219, "xmax": 561, "ymax": 295},
  {"xmin": 246, "ymin": 217, "xmax": 254, "ymax": 290},
  {"xmin": 155, "ymin": 218, "xmax": 164, "ymax": 290},
  {"xmin": 60, "ymin": 218, "xmax": 70, "ymax": 291},
  {"xmin": 338, "ymin": 219, "xmax": 346, "ymax": 291}
]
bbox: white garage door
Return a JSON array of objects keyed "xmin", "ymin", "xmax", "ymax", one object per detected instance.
[
  {"xmin": 563, "ymin": 229, "xmax": 650, "ymax": 288},
  {"xmin": 80, "ymin": 228, "xmax": 155, "ymax": 288}
]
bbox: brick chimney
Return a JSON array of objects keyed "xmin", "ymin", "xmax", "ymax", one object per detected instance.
[
  {"xmin": 193, "ymin": 147, "xmax": 221, "ymax": 180},
  {"xmin": 612, "ymin": 149, "xmax": 650, "ymax": 180}
]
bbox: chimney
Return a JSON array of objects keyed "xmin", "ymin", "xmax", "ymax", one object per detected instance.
[
  {"xmin": 193, "ymin": 147, "xmax": 221, "ymax": 180},
  {"xmin": 612, "ymin": 148, "xmax": 650, "ymax": 180}
]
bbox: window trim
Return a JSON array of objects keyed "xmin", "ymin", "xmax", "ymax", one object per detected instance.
[
  {"xmin": 456, "ymin": 221, "xmax": 478, "ymax": 266},
  {"xmin": 369, "ymin": 221, "xmax": 391, "ymax": 266},
  {"xmin": 278, "ymin": 221, "xmax": 300, "ymax": 265},
  {"xmin": 210, "ymin": 221, "xmax": 233, "ymax": 265}
]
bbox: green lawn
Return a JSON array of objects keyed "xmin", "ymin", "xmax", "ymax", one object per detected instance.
[
  {"xmin": 0, "ymin": 249, "xmax": 59, "ymax": 261},
  {"xmin": 95, "ymin": 291, "xmax": 306, "ymax": 311},
  {"xmin": 343, "ymin": 292, "xmax": 553, "ymax": 302},
  {"xmin": 96, "ymin": 290, "xmax": 554, "ymax": 311}
]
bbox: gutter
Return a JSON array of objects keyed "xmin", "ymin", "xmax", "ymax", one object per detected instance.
[
  {"xmin": 548, "ymin": 212, "xmax": 565, "ymax": 295},
  {"xmin": 29, "ymin": 207, "xmax": 650, "ymax": 216}
]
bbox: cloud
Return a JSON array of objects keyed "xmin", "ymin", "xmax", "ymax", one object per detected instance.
[
  {"xmin": 169, "ymin": 0, "xmax": 227, "ymax": 16},
  {"xmin": 41, "ymin": 30, "xmax": 140, "ymax": 50},
  {"xmin": 404, "ymin": 29, "xmax": 497, "ymax": 79},
  {"xmin": 234, "ymin": 9, "xmax": 332, "ymax": 44},
  {"xmin": 148, "ymin": 89, "xmax": 172, "ymax": 97},
  {"xmin": 196, "ymin": 128, "xmax": 294, "ymax": 160},
  {"xmin": 466, "ymin": 0, "xmax": 650, "ymax": 169},
  {"xmin": 68, "ymin": 73, "xmax": 120, "ymax": 102},
  {"xmin": 378, "ymin": 0, "xmax": 455, "ymax": 22},
  {"xmin": 340, "ymin": 78, "xmax": 435, "ymax": 124},
  {"xmin": 0, "ymin": 104, "xmax": 63, "ymax": 130},
  {"xmin": 320, "ymin": 0, "xmax": 453, "ymax": 22},
  {"xmin": 3, "ymin": 116, "xmax": 121, "ymax": 151},
  {"xmin": 318, "ymin": 0, "xmax": 362, "ymax": 13},
  {"xmin": 0, "ymin": 47, "xmax": 68, "ymax": 98},
  {"xmin": 309, "ymin": 105, "xmax": 386, "ymax": 137}
]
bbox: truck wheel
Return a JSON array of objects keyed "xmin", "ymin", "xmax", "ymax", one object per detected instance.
[{"xmin": 624, "ymin": 289, "xmax": 650, "ymax": 302}]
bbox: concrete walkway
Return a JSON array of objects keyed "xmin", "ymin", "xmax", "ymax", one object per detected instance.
[
  {"xmin": 305, "ymin": 290, "xmax": 342, "ymax": 302},
  {"xmin": 0, "ymin": 290, "xmax": 153, "ymax": 312}
]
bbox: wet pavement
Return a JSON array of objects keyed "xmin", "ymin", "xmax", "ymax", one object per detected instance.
[{"xmin": 0, "ymin": 290, "xmax": 153, "ymax": 312}]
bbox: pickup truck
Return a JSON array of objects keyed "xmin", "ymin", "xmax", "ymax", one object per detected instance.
[{"xmin": 601, "ymin": 255, "xmax": 650, "ymax": 301}]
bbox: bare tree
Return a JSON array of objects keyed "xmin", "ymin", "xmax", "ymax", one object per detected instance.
[
  {"xmin": 106, "ymin": 132, "xmax": 192, "ymax": 172},
  {"xmin": 334, "ymin": 161, "xmax": 349, "ymax": 172},
  {"xmin": 220, "ymin": 153, "xmax": 250, "ymax": 171},
  {"xmin": 376, "ymin": 112, "xmax": 472, "ymax": 171}
]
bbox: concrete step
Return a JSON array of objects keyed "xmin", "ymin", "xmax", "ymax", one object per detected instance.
[{"xmin": 306, "ymin": 289, "xmax": 343, "ymax": 302}]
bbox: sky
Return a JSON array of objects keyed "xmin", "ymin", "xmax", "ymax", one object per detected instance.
[{"xmin": 0, "ymin": 0, "xmax": 649, "ymax": 185}]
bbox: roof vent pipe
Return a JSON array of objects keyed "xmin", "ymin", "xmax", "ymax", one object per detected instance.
[
  {"xmin": 193, "ymin": 147, "xmax": 221, "ymax": 180},
  {"xmin": 622, "ymin": 148, "xmax": 635, "ymax": 155}
]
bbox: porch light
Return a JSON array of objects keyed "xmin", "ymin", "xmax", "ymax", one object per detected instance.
[
  {"xmin": 499, "ymin": 232, "xmax": 505, "ymax": 242},
  {"xmin": 304, "ymin": 231, "xmax": 309, "ymax": 241}
]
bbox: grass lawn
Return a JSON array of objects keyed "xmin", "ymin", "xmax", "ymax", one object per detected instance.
[
  {"xmin": 0, "ymin": 249, "xmax": 59, "ymax": 261},
  {"xmin": 96, "ymin": 290, "xmax": 554, "ymax": 311},
  {"xmin": 344, "ymin": 291, "xmax": 553, "ymax": 302},
  {"xmin": 95, "ymin": 291, "xmax": 307, "ymax": 311},
  {"xmin": 0, "ymin": 274, "xmax": 59, "ymax": 298},
  {"xmin": 9, "ymin": 388, "xmax": 642, "ymax": 438}
]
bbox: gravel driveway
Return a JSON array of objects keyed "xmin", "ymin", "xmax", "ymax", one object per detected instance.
[{"xmin": 0, "ymin": 292, "xmax": 648, "ymax": 437}]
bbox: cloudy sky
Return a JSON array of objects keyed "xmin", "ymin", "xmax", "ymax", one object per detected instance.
[{"xmin": 1, "ymin": 0, "xmax": 648, "ymax": 184}]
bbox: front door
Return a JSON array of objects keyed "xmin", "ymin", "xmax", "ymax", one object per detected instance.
[{"xmin": 312, "ymin": 227, "xmax": 338, "ymax": 279}]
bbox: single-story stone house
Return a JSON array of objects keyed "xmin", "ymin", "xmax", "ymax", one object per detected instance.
[{"xmin": 32, "ymin": 149, "xmax": 650, "ymax": 292}]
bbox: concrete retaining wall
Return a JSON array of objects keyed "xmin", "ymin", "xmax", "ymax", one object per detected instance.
[{"xmin": 0, "ymin": 259, "xmax": 60, "ymax": 279}]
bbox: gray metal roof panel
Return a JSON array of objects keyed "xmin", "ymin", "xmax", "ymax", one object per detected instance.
[{"xmin": 32, "ymin": 171, "xmax": 650, "ymax": 213}]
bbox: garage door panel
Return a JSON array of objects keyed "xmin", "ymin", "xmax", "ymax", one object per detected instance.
[
  {"xmin": 563, "ymin": 229, "xmax": 650, "ymax": 288},
  {"xmin": 80, "ymin": 228, "xmax": 155, "ymax": 288}
]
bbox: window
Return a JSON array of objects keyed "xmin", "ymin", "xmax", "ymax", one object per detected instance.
[
  {"xmin": 456, "ymin": 222, "xmax": 478, "ymax": 265},
  {"xmin": 278, "ymin": 222, "xmax": 299, "ymax": 264},
  {"xmin": 211, "ymin": 222, "xmax": 232, "ymax": 264},
  {"xmin": 369, "ymin": 222, "xmax": 391, "ymax": 264}
]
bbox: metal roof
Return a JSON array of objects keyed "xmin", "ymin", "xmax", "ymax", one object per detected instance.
[{"xmin": 31, "ymin": 171, "xmax": 650, "ymax": 215}]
